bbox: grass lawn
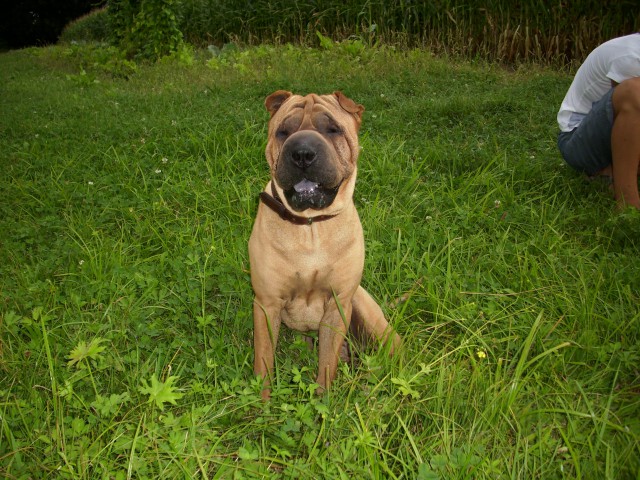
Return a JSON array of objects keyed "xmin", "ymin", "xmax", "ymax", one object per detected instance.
[{"xmin": 1, "ymin": 42, "xmax": 639, "ymax": 479}]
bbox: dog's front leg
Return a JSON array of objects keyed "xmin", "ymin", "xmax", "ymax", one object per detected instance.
[
  {"xmin": 253, "ymin": 299, "xmax": 281, "ymax": 400},
  {"xmin": 316, "ymin": 301, "xmax": 352, "ymax": 394}
]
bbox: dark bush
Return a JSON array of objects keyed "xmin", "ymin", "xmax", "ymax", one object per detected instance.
[
  {"xmin": 1, "ymin": 0, "xmax": 107, "ymax": 48},
  {"xmin": 59, "ymin": 7, "xmax": 110, "ymax": 44}
]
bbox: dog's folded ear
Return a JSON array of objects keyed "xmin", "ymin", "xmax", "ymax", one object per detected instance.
[
  {"xmin": 334, "ymin": 91, "xmax": 364, "ymax": 125},
  {"xmin": 265, "ymin": 90, "xmax": 293, "ymax": 117}
]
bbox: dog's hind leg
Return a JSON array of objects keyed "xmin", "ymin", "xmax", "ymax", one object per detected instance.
[{"xmin": 351, "ymin": 286, "xmax": 401, "ymax": 354}]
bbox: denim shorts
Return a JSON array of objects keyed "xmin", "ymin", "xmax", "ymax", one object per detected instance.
[{"xmin": 557, "ymin": 88, "xmax": 615, "ymax": 176}]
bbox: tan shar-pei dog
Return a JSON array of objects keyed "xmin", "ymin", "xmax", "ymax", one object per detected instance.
[{"xmin": 249, "ymin": 90, "xmax": 401, "ymax": 399}]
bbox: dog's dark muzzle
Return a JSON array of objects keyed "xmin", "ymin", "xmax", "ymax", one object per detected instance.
[{"xmin": 276, "ymin": 131, "xmax": 341, "ymax": 212}]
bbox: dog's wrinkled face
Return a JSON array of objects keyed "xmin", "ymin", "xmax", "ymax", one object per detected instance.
[{"xmin": 264, "ymin": 91, "xmax": 364, "ymax": 212}]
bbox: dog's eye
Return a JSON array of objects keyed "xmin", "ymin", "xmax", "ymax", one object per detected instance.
[
  {"xmin": 276, "ymin": 129, "xmax": 289, "ymax": 139},
  {"xmin": 326, "ymin": 125, "xmax": 343, "ymax": 136}
]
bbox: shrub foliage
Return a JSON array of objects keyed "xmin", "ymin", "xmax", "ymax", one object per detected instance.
[
  {"xmin": 60, "ymin": 0, "xmax": 640, "ymax": 64},
  {"xmin": 177, "ymin": 0, "xmax": 638, "ymax": 64},
  {"xmin": 108, "ymin": 0, "xmax": 184, "ymax": 60},
  {"xmin": 59, "ymin": 7, "xmax": 110, "ymax": 44}
]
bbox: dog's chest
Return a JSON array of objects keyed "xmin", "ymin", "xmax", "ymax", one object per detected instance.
[
  {"xmin": 250, "ymin": 204, "xmax": 365, "ymax": 332},
  {"xmin": 281, "ymin": 296, "xmax": 330, "ymax": 331},
  {"xmin": 279, "ymin": 267, "xmax": 335, "ymax": 331}
]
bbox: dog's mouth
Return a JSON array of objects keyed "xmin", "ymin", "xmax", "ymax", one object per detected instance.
[{"xmin": 284, "ymin": 178, "xmax": 340, "ymax": 211}]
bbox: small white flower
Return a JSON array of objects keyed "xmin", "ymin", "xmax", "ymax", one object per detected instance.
[
  {"xmin": 494, "ymin": 200, "xmax": 501, "ymax": 208},
  {"xmin": 155, "ymin": 169, "xmax": 162, "ymax": 174},
  {"xmin": 380, "ymin": 93, "xmax": 385, "ymax": 97},
  {"xmin": 425, "ymin": 215, "xmax": 432, "ymax": 221},
  {"xmin": 88, "ymin": 181, "xmax": 94, "ymax": 185},
  {"xmin": 161, "ymin": 157, "xmax": 168, "ymax": 164},
  {"xmin": 79, "ymin": 260, "xmax": 84, "ymax": 265},
  {"xmin": 171, "ymin": 120, "xmax": 177, "ymax": 126},
  {"xmin": 35, "ymin": 134, "xmax": 39, "ymax": 138}
]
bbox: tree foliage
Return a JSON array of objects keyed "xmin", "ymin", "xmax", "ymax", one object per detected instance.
[{"xmin": 108, "ymin": 0, "xmax": 184, "ymax": 60}]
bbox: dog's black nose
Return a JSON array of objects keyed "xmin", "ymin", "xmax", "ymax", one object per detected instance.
[{"xmin": 291, "ymin": 147, "xmax": 317, "ymax": 169}]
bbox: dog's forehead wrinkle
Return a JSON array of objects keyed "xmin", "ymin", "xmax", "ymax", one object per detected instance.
[
  {"xmin": 303, "ymin": 94, "xmax": 336, "ymax": 115},
  {"xmin": 303, "ymin": 97, "xmax": 316, "ymax": 117},
  {"xmin": 283, "ymin": 111, "xmax": 302, "ymax": 122},
  {"xmin": 276, "ymin": 96, "xmax": 342, "ymax": 131},
  {"xmin": 300, "ymin": 110, "xmax": 338, "ymax": 132}
]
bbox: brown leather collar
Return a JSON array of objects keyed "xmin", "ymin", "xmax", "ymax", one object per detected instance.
[{"xmin": 259, "ymin": 182, "xmax": 337, "ymax": 226}]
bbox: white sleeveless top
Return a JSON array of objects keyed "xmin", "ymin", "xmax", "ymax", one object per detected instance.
[{"xmin": 557, "ymin": 33, "xmax": 640, "ymax": 132}]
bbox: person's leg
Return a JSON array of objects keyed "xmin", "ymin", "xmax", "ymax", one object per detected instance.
[
  {"xmin": 557, "ymin": 90, "xmax": 614, "ymax": 177},
  {"xmin": 611, "ymin": 77, "xmax": 640, "ymax": 209},
  {"xmin": 594, "ymin": 164, "xmax": 613, "ymax": 177}
]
